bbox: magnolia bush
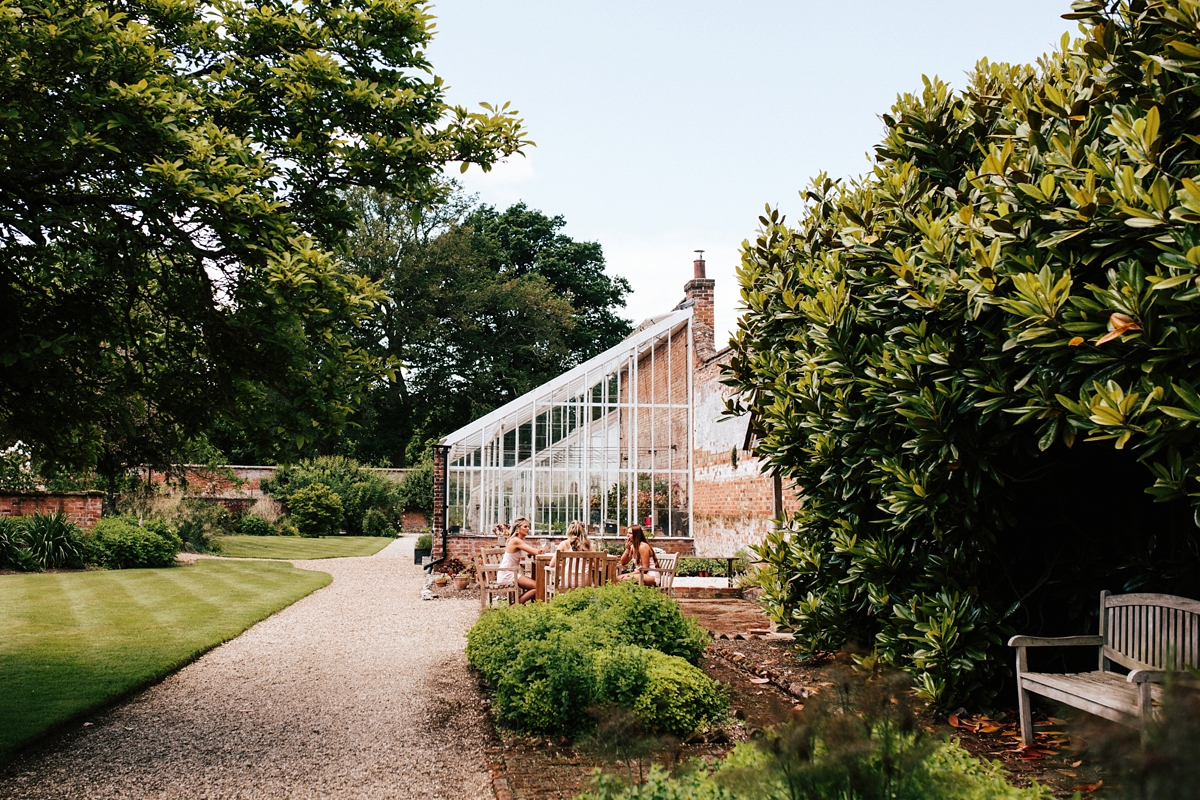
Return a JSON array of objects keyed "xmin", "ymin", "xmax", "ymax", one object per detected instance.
[{"xmin": 727, "ymin": 0, "xmax": 1200, "ymax": 706}]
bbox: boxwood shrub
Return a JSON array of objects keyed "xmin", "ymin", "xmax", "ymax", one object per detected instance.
[
  {"xmin": 551, "ymin": 582, "xmax": 709, "ymax": 665},
  {"xmin": 91, "ymin": 517, "xmax": 182, "ymax": 569},
  {"xmin": 466, "ymin": 583, "xmax": 726, "ymax": 737}
]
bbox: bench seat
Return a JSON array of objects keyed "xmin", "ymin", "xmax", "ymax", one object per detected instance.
[{"xmin": 1020, "ymin": 670, "xmax": 1162, "ymax": 726}]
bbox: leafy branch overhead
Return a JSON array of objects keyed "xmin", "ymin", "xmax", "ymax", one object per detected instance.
[
  {"xmin": 726, "ymin": 0, "xmax": 1200, "ymax": 707},
  {"xmin": 0, "ymin": 0, "xmax": 529, "ymax": 473}
]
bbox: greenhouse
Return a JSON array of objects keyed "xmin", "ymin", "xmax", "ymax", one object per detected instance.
[{"xmin": 441, "ymin": 308, "xmax": 693, "ymax": 538}]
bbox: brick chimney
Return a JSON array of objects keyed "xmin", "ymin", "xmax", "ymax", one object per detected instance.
[{"xmin": 682, "ymin": 251, "xmax": 716, "ymax": 362}]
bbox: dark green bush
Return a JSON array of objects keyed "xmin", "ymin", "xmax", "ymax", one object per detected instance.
[
  {"xmin": 239, "ymin": 514, "xmax": 272, "ymax": 536},
  {"xmin": 91, "ymin": 517, "xmax": 182, "ymax": 568},
  {"xmin": 395, "ymin": 460, "xmax": 433, "ymax": 516},
  {"xmin": 415, "ymin": 533, "xmax": 432, "ymax": 550},
  {"xmin": 725, "ymin": 2, "xmax": 1200, "ymax": 707},
  {"xmin": 287, "ymin": 483, "xmax": 343, "ymax": 537},
  {"xmin": 263, "ymin": 456, "xmax": 401, "ymax": 536},
  {"xmin": 676, "ymin": 556, "xmax": 748, "ymax": 578},
  {"xmin": 551, "ymin": 583, "xmax": 709, "ymax": 665}
]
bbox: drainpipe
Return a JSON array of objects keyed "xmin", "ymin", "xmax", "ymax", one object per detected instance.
[{"xmin": 426, "ymin": 444, "xmax": 450, "ymax": 572}]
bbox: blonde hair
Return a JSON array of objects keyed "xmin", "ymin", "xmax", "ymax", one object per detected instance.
[
  {"xmin": 510, "ymin": 517, "xmax": 531, "ymax": 536},
  {"xmin": 564, "ymin": 520, "xmax": 591, "ymax": 551}
]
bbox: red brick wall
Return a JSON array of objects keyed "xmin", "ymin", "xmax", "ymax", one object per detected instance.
[
  {"xmin": 0, "ymin": 492, "xmax": 103, "ymax": 529},
  {"xmin": 401, "ymin": 512, "xmax": 428, "ymax": 532}
]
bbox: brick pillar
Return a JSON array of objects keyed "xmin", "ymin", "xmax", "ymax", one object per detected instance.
[
  {"xmin": 431, "ymin": 444, "xmax": 449, "ymax": 559},
  {"xmin": 683, "ymin": 255, "xmax": 716, "ymax": 363}
]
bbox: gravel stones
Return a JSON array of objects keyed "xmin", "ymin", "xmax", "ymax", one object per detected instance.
[{"xmin": 2, "ymin": 538, "xmax": 492, "ymax": 800}]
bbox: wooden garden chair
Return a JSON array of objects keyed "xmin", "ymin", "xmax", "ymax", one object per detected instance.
[
  {"xmin": 477, "ymin": 563, "xmax": 520, "ymax": 609},
  {"xmin": 544, "ymin": 551, "xmax": 610, "ymax": 600}
]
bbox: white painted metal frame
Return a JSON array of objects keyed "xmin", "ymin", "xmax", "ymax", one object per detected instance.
[{"xmin": 443, "ymin": 309, "xmax": 693, "ymax": 537}]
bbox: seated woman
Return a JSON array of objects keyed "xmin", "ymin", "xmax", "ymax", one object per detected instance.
[
  {"xmin": 497, "ymin": 517, "xmax": 542, "ymax": 603},
  {"xmin": 618, "ymin": 524, "xmax": 659, "ymax": 586},
  {"xmin": 550, "ymin": 520, "xmax": 592, "ymax": 564}
]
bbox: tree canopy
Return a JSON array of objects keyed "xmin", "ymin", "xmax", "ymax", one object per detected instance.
[
  {"xmin": 727, "ymin": 0, "xmax": 1200, "ymax": 707},
  {"xmin": 297, "ymin": 190, "xmax": 632, "ymax": 467},
  {"xmin": 0, "ymin": 0, "xmax": 528, "ymax": 479}
]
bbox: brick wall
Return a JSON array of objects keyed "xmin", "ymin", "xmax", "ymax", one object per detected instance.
[
  {"xmin": 0, "ymin": 492, "xmax": 103, "ymax": 529},
  {"xmin": 401, "ymin": 511, "xmax": 429, "ymax": 532},
  {"xmin": 143, "ymin": 464, "xmax": 413, "ymax": 497}
]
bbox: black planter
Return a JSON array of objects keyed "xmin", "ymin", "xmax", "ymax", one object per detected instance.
[{"xmin": 414, "ymin": 547, "xmax": 432, "ymax": 565}]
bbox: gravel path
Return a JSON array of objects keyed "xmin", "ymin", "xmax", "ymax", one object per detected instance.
[{"xmin": 2, "ymin": 538, "xmax": 493, "ymax": 800}]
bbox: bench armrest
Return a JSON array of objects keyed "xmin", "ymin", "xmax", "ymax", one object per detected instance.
[
  {"xmin": 1127, "ymin": 668, "xmax": 1200, "ymax": 686},
  {"xmin": 1007, "ymin": 635, "xmax": 1103, "ymax": 648}
]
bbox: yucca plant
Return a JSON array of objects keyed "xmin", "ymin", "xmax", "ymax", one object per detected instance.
[{"xmin": 21, "ymin": 511, "xmax": 83, "ymax": 570}]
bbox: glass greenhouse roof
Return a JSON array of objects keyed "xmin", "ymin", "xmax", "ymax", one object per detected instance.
[{"xmin": 441, "ymin": 309, "xmax": 693, "ymax": 538}]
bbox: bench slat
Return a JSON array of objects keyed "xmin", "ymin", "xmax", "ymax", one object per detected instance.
[{"xmin": 1022, "ymin": 671, "xmax": 1160, "ymax": 720}]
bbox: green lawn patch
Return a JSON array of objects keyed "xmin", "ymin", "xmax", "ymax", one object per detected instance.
[
  {"xmin": 214, "ymin": 535, "xmax": 393, "ymax": 560},
  {"xmin": 0, "ymin": 559, "xmax": 330, "ymax": 759}
]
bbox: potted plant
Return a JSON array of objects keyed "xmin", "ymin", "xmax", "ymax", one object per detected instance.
[
  {"xmin": 453, "ymin": 573, "xmax": 470, "ymax": 590},
  {"xmin": 414, "ymin": 533, "xmax": 432, "ymax": 565},
  {"xmin": 433, "ymin": 572, "xmax": 449, "ymax": 587}
]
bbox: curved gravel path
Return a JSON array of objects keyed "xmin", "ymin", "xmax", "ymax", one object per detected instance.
[{"xmin": 2, "ymin": 538, "xmax": 492, "ymax": 800}]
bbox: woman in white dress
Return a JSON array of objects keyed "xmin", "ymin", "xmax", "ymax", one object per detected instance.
[{"xmin": 498, "ymin": 517, "xmax": 542, "ymax": 604}]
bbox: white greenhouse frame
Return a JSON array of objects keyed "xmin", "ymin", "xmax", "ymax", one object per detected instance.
[{"xmin": 441, "ymin": 309, "xmax": 694, "ymax": 538}]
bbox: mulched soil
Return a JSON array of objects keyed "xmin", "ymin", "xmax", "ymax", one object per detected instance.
[{"xmin": 481, "ymin": 597, "xmax": 1123, "ymax": 799}]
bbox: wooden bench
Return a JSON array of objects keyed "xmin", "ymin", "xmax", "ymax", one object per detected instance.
[{"xmin": 1009, "ymin": 591, "xmax": 1200, "ymax": 745}]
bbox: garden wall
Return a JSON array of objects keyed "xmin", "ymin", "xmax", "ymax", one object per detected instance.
[{"xmin": 0, "ymin": 491, "xmax": 103, "ymax": 529}]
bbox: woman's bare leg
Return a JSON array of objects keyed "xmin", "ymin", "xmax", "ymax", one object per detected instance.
[{"xmin": 517, "ymin": 574, "xmax": 536, "ymax": 604}]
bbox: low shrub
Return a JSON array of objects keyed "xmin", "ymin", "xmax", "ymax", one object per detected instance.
[
  {"xmin": 551, "ymin": 583, "xmax": 709, "ymax": 665},
  {"xmin": 466, "ymin": 584, "xmax": 724, "ymax": 738},
  {"xmin": 415, "ymin": 533, "xmax": 432, "ymax": 550},
  {"xmin": 580, "ymin": 667, "xmax": 1050, "ymax": 800},
  {"xmin": 0, "ymin": 516, "xmax": 39, "ymax": 571},
  {"xmin": 493, "ymin": 628, "xmax": 599, "ymax": 736},
  {"xmin": 91, "ymin": 517, "xmax": 182, "ymax": 569},
  {"xmin": 288, "ymin": 483, "xmax": 343, "ymax": 537},
  {"xmin": 240, "ymin": 514, "xmax": 272, "ymax": 537},
  {"xmin": 467, "ymin": 601, "xmax": 574, "ymax": 684},
  {"xmin": 361, "ymin": 507, "xmax": 396, "ymax": 537},
  {"xmin": 632, "ymin": 651, "xmax": 727, "ymax": 737}
]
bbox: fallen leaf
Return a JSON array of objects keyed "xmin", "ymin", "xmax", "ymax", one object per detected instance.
[
  {"xmin": 749, "ymin": 677, "xmax": 770, "ymax": 684},
  {"xmin": 1048, "ymin": 717, "xmax": 1068, "ymax": 724},
  {"xmin": 1069, "ymin": 336, "xmax": 1085, "ymax": 346},
  {"xmin": 979, "ymin": 724, "xmax": 1002, "ymax": 733},
  {"xmin": 1056, "ymin": 770, "xmax": 1078, "ymax": 778},
  {"xmin": 1071, "ymin": 760, "xmax": 1083, "ymax": 768},
  {"xmin": 1071, "ymin": 780, "xmax": 1103, "ymax": 793}
]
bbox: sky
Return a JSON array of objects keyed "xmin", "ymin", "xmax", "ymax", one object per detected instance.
[{"xmin": 427, "ymin": 2, "xmax": 1075, "ymax": 344}]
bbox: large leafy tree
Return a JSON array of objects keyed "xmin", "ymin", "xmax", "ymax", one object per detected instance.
[
  {"xmin": 728, "ymin": 0, "xmax": 1200, "ymax": 707},
  {"xmin": 0, "ymin": 0, "xmax": 528, "ymax": 480},
  {"xmin": 306, "ymin": 190, "xmax": 631, "ymax": 467}
]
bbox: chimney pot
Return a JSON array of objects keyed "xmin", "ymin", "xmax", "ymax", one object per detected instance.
[{"xmin": 693, "ymin": 249, "xmax": 706, "ymax": 279}]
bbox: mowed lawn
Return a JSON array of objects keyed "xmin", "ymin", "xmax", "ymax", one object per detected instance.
[
  {"xmin": 0, "ymin": 559, "xmax": 331, "ymax": 758},
  {"xmin": 215, "ymin": 535, "xmax": 394, "ymax": 560}
]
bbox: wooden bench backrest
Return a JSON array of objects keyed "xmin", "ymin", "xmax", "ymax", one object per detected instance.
[
  {"xmin": 553, "ymin": 551, "xmax": 610, "ymax": 593},
  {"xmin": 479, "ymin": 547, "xmax": 506, "ymax": 566},
  {"xmin": 1101, "ymin": 591, "xmax": 1200, "ymax": 672}
]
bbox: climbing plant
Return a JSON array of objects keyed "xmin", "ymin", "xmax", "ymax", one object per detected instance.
[{"xmin": 727, "ymin": 0, "xmax": 1200, "ymax": 706}]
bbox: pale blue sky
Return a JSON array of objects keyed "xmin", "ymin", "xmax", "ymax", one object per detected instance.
[{"xmin": 428, "ymin": 2, "xmax": 1074, "ymax": 343}]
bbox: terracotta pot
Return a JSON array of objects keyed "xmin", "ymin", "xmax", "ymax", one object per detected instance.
[{"xmin": 454, "ymin": 576, "xmax": 470, "ymax": 590}]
